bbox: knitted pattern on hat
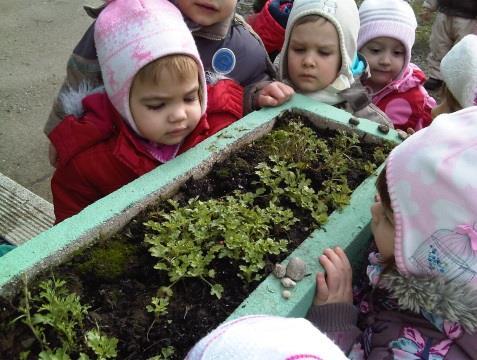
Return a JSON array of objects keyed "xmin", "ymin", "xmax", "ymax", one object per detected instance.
[
  {"xmin": 357, "ymin": 0, "xmax": 417, "ymax": 79},
  {"xmin": 94, "ymin": 0, "xmax": 206, "ymax": 135},
  {"xmin": 386, "ymin": 106, "xmax": 477, "ymax": 290},
  {"xmin": 278, "ymin": 0, "xmax": 360, "ymax": 87},
  {"xmin": 185, "ymin": 315, "xmax": 348, "ymax": 359},
  {"xmin": 441, "ymin": 34, "xmax": 477, "ymax": 109}
]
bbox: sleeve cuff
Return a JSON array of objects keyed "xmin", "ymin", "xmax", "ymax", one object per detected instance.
[{"xmin": 306, "ymin": 303, "xmax": 358, "ymax": 332}]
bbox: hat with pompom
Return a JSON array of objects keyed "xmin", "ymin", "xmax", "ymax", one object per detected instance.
[{"xmin": 94, "ymin": 0, "xmax": 206, "ymax": 135}]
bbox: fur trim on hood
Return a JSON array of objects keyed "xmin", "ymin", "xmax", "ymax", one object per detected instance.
[
  {"xmin": 380, "ymin": 269, "xmax": 477, "ymax": 333},
  {"xmin": 59, "ymin": 82, "xmax": 105, "ymax": 117}
]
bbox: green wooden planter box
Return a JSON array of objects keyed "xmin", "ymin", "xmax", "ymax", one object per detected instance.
[{"xmin": 0, "ymin": 94, "xmax": 401, "ymax": 319}]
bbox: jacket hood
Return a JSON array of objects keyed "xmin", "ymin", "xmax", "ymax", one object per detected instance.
[{"xmin": 379, "ymin": 268, "xmax": 477, "ymax": 333}]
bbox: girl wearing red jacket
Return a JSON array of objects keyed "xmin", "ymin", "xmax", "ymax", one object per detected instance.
[{"xmin": 49, "ymin": 0, "xmax": 243, "ymax": 223}]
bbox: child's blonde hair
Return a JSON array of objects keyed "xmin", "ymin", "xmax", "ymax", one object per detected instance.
[{"xmin": 134, "ymin": 54, "xmax": 203, "ymax": 105}]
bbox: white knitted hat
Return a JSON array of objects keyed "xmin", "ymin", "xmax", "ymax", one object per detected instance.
[
  {"xmin": 441, "ymin": 34, "xmax": 477, "ymax": 108},
  {"xmin": 186, "ymin": 315, "xmax": 348, "ymax": 360},
  {"xmin": 357, "ymin": 0, "xmax": 417, "ymax": 78},
  {"xmin": 94, "ymin": 0, "xmax": 206, "ymax": 135},
  {"xmin": 279, "ymin": 0, "xmax": 360, "ymax": 86}
]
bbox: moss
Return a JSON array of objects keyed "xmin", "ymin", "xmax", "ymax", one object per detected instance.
[{"xmin": 75, "ymin": 238, "xmax": 138, "ymax": 282}]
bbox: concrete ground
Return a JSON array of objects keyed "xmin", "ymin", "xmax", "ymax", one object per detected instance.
[{"xmin": 0, "ymin": 0, "xmax": 93, "ymax": 203}]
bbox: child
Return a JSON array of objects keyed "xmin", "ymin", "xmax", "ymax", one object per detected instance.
[
  {"xmin": 307, "ymin": 109, "xmax": 477, "ymax": 357},
  {"xmin": 45, "ymin": 0, "xmax": 293, "ymax": 165},
  {"xmin": 420, "ymin": 0, "xmax": 477, "ymax": 91},
  {"xmin": 186, "ymin": 314, "xmax": 347, "ymax": 359},
  {"xmin": 358, "ymin": 0, "xmax": 436, "ymax": 132},
  {"xmin": 49, "ymin": 0, "xmax": 245, "ymax": 223},
  {"xmin": 277, "ymin": 0, "xmax": 392, "ymax": 126},
  {"xmin": 431, "ymin": 34, "xmax": 477, "ymax": 118}
]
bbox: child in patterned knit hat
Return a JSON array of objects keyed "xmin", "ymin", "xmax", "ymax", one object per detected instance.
[
  {"xmin": 431, "ymin": 34, "xmax": 477, "ymax": 118},
  {"xmin": 186, "ymin": 315, "xmax": 347, "ymax": 359},
  {"xmin": 276, "ymin": 0, "xmax": 392, "ymax": 126},
  {"xmin": 49, "ymin": 0, "xmax": 244, "ymax": 223},
  {"xmin": 358, "ymin": 0, "xmax": 436, "ymax": 132},
  {"xmin": 306, "ymin": 107, "xmax": 477, "ymax": 357}
]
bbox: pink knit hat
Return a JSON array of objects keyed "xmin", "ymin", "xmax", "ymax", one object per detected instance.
[
  {"xmin": 357, "ymin": 0, "xmax": 417, "ymax": 78},
  {"xmin": 186, "ymin": 315, "xmax": 348, "ymax": 360},
  {"xmin": 386, "ymin": 107, "xmax": 477, "ymax": 288},
  {"xmin": 94, "ymin": 0, "xmax": 207, "ymax": 135}
]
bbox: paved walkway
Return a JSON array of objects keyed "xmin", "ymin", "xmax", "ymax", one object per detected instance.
[{"xmin": 0, "ymin": 1, "xmax": 92, "ymax": 203}]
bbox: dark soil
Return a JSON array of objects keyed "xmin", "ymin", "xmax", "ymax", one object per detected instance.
[{"xmin": 0, "ymin": 112, "xmax": 393, "ymax": 360}]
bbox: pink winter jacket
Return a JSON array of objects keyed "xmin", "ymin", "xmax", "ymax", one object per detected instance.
[{"xmin": 369, "ymin": 63, "xmax": 436, "ymax": 132}]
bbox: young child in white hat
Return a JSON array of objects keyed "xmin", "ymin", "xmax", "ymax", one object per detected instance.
[{"xmin": 431, "ymin": 34, "xmax": 477, "ymax": 118}]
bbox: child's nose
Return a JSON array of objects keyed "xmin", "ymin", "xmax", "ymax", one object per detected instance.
[
  {"xmin": 302, "ymin": 53, "xmax": 316, "ymax": 67},
  {"xmin": 379, "ymin": 53, "xmax": 391, "ymax": 65},
  {"xmin": 169, "ymin": 105, "xmax": 187, "ymax": 123}
]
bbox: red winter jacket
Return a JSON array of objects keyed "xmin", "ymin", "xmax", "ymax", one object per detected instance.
[
  {"xmin": 247, "ymin": 0, "xmax": 286, "ymax": 56},
  {"xmin": 50, "ymin": 80, "xmax": 243, "ymax": 223}
]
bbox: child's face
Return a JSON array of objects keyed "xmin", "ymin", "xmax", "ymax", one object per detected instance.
[
  {"xmin": 176, "ymin": 0, "xmax": 237, "ymax": 27},
  {"xmin": 360, "ymin": 37, "xmax": 405, "ymax": 92},
  {"xmin": 130, "ymin": 67, "xmax": 202, "ymax": 145},
  {"xmin": 287, "ymin": 20, "xmax": 341, "ymax": 93},
  {"xmin": 370, "ymin": 199, "xmax": 395, "ymax": 262}
]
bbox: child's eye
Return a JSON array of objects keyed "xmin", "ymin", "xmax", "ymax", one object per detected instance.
[
  {"xmin": 292, "ymin": 47, "xmax": 305, "ymax": 53},
  {"xmin": 146, "ymin": 103, "xmax": 164, "ymax": 111},
  {"xmin": 185, "ymin": 95, "xmax": 199, "ymax": 103},
  {"xmin": 319, "ymin": 50, "xmax": 331, "ymax": 56},
  {"xmin": 393, "ymin": 50, "xmax": 404, "ymax": 56}
]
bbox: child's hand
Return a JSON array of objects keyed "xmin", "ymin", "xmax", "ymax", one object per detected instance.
[
  {"xmin": 256, "ymin": 81, "xmax": 294, "ymax": 108},
  {"xmin": 313, "ymin": 247, "xmax": 353, "ymax": 306}
]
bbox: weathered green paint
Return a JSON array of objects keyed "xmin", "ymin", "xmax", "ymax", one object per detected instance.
[{"xmin": 0, "ymin": 94, "xmax": 400, "ymax": 298}]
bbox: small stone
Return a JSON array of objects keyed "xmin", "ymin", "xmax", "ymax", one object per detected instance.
[
  {"xmin": 282, "ymin": 290, "xmax": 291, "ymax": 299},
  {"xmin": 286, "ymin": 257, "xmax": 306, "ymax": 281},
  {"xmin": 273, "ymin": 263, "xmax": 286, "ymax": 279},
  {"xmin": 396, "ymin": 129, "xmax": 409, "ymax": 140},
  {"xmin": 280, "ymin": 277, "xmax": 296, "ymax": 288},
  {"xmin": 348, "ymin": 116, "xmax": 360, "ymax": 125},
  {"xmin": 378, "ymin": 124, "xmax": 390, "ymax": 134}
]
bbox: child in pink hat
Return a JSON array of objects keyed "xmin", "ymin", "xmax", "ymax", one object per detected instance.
[
  {"xmin": 306, "ymin": 107, "xmax": 477, "ymax": 358},
  {"xmin": 358, "ymin": 0, "xmax": 436, "ymax": 132},
  {"xmin": 49, "ymin": 0, "xmax": 244, "ymax": 223},
  {"xmin": 45, "ymin": 0, "xmax": 294, "ymax": 167}
]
